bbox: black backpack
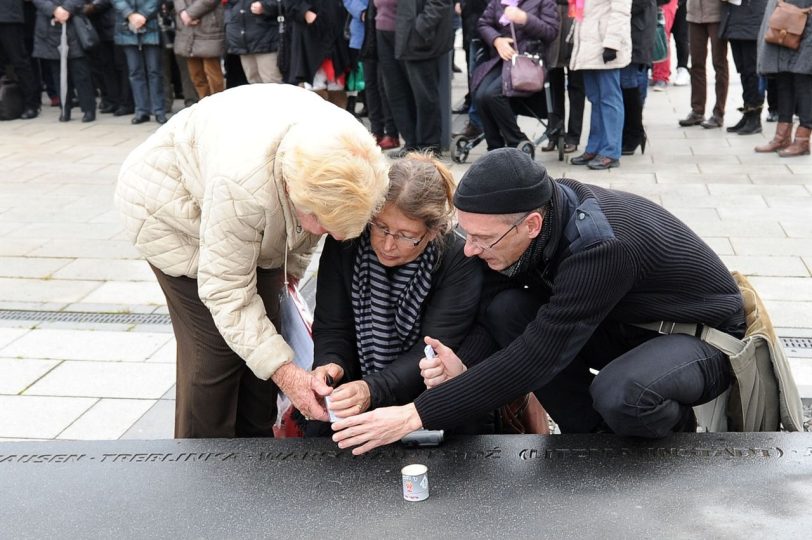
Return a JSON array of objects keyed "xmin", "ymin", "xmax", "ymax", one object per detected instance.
[{"xmin": 0, "ymin": 76, "xmax": 24, "ymax": 121}]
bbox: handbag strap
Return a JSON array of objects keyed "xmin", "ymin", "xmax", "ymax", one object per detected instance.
[
  {"xmin": 632, "ymin": 321, "xmax": 746, "ymax": 357},
  {"xmin": 509, "ymin": 22, "xmax": 524, "ymax": 55}
]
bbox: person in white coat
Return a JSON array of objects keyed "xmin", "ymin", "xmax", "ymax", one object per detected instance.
[
  {"xmin": 568, "ymin": 0, "xmax": 632, "ymax": 169},
  {"xmin": 115, "ymin": 84, "xmax": 389, "ymax": 438}
]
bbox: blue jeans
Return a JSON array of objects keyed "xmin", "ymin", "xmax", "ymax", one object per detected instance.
[
  {"xmin": 486, "ymin": 288, "xmax": 733, "ymax": 437},
  {"xmin": 583, "ymin": 69, "xmax": 623, "ymax": 159},
  {"xmin": 123, "ymin": 45, "xmax": 165, "ymax": 117}
]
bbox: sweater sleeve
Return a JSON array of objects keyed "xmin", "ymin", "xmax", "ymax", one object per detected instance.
[{"xmin": 414, "ymin": 239, "xmax": 637, "ymax": 429}]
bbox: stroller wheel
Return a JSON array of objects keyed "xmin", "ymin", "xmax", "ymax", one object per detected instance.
[
  {"xmin": 452, "ymin": 135, "xmax": 470, "ymax": 164},
  {"xmin": 517, "ymin": 140, "xmax": 535, "ymax": 160}
]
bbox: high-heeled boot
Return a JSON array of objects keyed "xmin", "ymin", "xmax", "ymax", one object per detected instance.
[
  {"xmin": 754, "ymin": 122, "xmax": 792, "ymax": 152},
  {"xmin": 621, "ymin": 87, "xmax": 646, "ymax": 156},
  {"xmin": 778, "ymin": 126, "xmax": 811, "ymax": 157}
]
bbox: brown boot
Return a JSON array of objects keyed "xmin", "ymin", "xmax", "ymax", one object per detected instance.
[
  {"xmin": 755, "ymin": 122, "xmax": 793, "ymax": 152},
  {"xmin": 778, "ymin": 126, "xmax": 811, "ymax": 157}
]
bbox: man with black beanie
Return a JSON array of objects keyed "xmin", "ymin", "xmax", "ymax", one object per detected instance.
[{"xmin": 332, "ymin": 148, "xmax": 746, "ymax": 454}]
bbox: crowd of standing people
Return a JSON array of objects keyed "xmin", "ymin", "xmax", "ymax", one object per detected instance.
[{"xmin": 1, "ymin": 0, "xmax": 810, "ymax": 158}]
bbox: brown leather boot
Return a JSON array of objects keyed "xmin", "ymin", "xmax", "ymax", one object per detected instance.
[
  {"xmin": 755, "ymin": 122, "xmax": 793, "ymax": 152},
  {"xmin": 778, "ymin": 126, "xmax": 811, "ymax": 157}
]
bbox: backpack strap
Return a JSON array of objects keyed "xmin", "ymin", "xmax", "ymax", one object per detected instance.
[{"xmin": 632, "ymin": 322, "xmax": 746, "ymax": 357}]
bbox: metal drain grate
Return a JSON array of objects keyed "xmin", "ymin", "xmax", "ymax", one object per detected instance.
[
  {"xmin": 0, "ymin": 310, "xmax": 171, "ymax": 326},
  {"xmin": 780, "ymin": 337, "xmax": 812, "ymax": 358}
]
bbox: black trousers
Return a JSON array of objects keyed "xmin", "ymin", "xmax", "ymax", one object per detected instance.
[
  {"xmin": 88, "ymin": 41, "xmax": 120, "ymax": 108},
  {"xmin": 673, "ymin": 0, "xmax": 689, "ymax": 69},
  {"xmin": 376, "ymin": 30, "xmax": 442, "ymax": 149},
  {"xmin": 0, "ymin": 22, "xmax": 40, "ymax": 110},
  {"xmin": 729, "ymin": 39, "xmax": 762, "ymax": 109},
  {"xmin": 548, "ymin": 66, "xmax": 585, "ymax": 145},
  {"xmin": 776, "ymin": 72, "xmax": 812, "ymax": 128},
  {"xmin": 363, "ymin": 58, "xmax": 398, "ymax": 138},
  {"xmin": 151, "ymin": 265, "xmax": 284, "ymax": 439},
  {"xmin": 475, "ymin": 66, "xmax": 528, "ymax": 149},
  {"xmin": 485, "ymin": 289, "xmax": 732, "ymax": 437},
  {"xmin": 47, "ymin": 57, "xmax": 96, "ymax": 113}
]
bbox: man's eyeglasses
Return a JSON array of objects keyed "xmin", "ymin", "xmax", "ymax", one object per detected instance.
[
  {"xmin": 369, "ymin": 221, "xmax": 427, "ymax": 247},
  {"xmin": 453, "ymin": 211, "xmax": 532, "ymax": 251}
]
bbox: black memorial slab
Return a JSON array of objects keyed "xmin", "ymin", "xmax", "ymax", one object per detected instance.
[{"xmin": 2, "ymin": 433, "xmax": 811, "ymax": 539}]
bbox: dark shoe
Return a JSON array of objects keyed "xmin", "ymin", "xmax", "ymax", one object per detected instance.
[
  {"xmin": 452, "ymin": 63, "xmax": 463, "ymax": 73},
  {"xmin": 701, "ymin": 116, "xmax": 723, "ymax": 129},
  {"xmin": 20, "ymin": 108, "xmax": 39, "ymax": 119},
  {"xmin": 737, "ymin": 109, "xmax": 762, "ymax": 136},
  {"xmin": 726, "ymin": 110, "xmax": 747, "ymax": 133},
  {"xmin": 570, "ymin": 151, "xmax": 597, "ymax": 165},
  {"xmin": 114, "ymin": 106, "xmax": 134, "ymax": 117},
  {"xmin": 562, "ymin": 142, "xmax": 578, "ymax": 154},
  {"xmin": 81, "ymin": 111, "xmax": 96, "ymax": 123},
  {"xmin": 387, "ymin": 146, "xmax": 414, "ymax": 159},
  {"xmin": 155, "ymin": 114, "xmax": 168, "ymax": 124},
  {"xmin": 587, "ymin": 155, "xmax": 620, "ymax": 170},
  {"xmin": 678, "ymin": 111, "xmax": 705, "ymax": 127},
  {"xmin": 59, "ymin": 109, "xmax": 71, "ymax": 122},
  {"xmin": 378, "ymin": 135, "xmax": 400, "ymax": 150},
  {"xmin": 453, "ymin": 122, "xmax": 483, "ymax": 139},
  {"xmin": 131, "ymin": 114, "xmax": 150, "ymax": 124},
  {"xmin": 99, "ymin": 103, "xmax": 117, "ymax": 114},
  {"xmin": 766, "ymin": 111, "xmax": 779, "ymax": 122}
]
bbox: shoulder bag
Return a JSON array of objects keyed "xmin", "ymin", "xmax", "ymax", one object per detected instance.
[
  {"xmin": 764, "ymin": 0, "xmax": 812, "ymax": 50},
  {"xmin": 73, "ymin": 14, "xmax": 100, "ymax": 51},
  {"xmin": 503, "ymin": 22, "xmax": 545, "ymax": 97}
]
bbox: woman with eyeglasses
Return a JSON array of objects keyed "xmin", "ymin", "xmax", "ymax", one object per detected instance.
[{"xmin": 308, "ymin": 153, "xmax": 485, "ymax": 429}]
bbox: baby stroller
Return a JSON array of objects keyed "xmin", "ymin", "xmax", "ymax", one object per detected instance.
[{"xmin": 451, "ymin": 39, "xmax": 565, "ymax": 164}]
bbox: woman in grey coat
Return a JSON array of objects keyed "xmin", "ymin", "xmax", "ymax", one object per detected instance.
[
  {"xmin": 31, "ymin": 0, "xmax": 98, "ymax": 122},
  {"xmin": 755, "ymin": 0, "xmax": 812, "ymax": 157},
  {"xmin": 173, "ymin": 0, "xmax": 225, "ymax": 98}
]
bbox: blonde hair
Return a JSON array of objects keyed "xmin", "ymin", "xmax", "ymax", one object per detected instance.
[
  {"xmin": 386, "ymin": 152, "xmax": 456, "ymax": 239},
  {"xmin": 281, "ymin": 119, "xmax": 389, "ymax": 239}
]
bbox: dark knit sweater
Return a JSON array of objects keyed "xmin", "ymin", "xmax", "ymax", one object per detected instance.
[{"xmin": 415, "ymin": 178, "xmax": 745, "ymax": 429}]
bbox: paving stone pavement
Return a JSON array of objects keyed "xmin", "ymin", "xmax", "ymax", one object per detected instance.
[{"xmin": 1, "ymin": 66, "xmax": 811, "ymax": 441}]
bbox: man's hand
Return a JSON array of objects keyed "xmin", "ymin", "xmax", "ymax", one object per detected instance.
[
  {"xmin": 327, "ymin": 380, "xmax": 371, "ymax": 417},
  {"xmin": 602, "ymin": 48, "xmax": 617, "ymax": 63},
  {"xmin": 494, "ymin": 37, "xmax": 516, "ymax": 61},
  {"xmin": 420, "ymin": 336, "xmax": 466, "ymax": 389},
  {"xmin": 128, "ymin": 12, "xmax": 147, "ymax": 29},
  {"xmin": 53, "ymin": 6, "xmax": 71, "ymax": 23},
  {"xmin": 272, "ymin": 363, "xmax": 332, "ymax": 421},
  {"xmin": 304, "ymin": 10, "xmax": 317, "ymax": 24},
  {"xmin": 180, "ymin": 10, "xmax": 198, "ymax": 26},
  {"xmin": 454, "ymin": 2, "xmax": 461, "ymax": 15},
  {"xmin": 311, "ymin": 362, "xmax": 344, "ymax": 387},
  {"xmin": 332, "ymin": 403, "xmax": 423, "ymax": 455},
  {"xmin": 503, "ymin": 6, "xmax": 528, "ymax": 25},
  {"xmin": 250, "ymin": 1, "xmax": 264, "ymax": 15}
]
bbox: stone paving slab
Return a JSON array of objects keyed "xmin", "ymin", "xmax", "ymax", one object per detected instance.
[
  {"xmin": 0, "ymin": 395, "xmax": 97, "ymax": 439},
  {"xmin": 56, "ymin": 398, "xmax": 156, "ymax": 440},
  {"xmin": 0, "ymin": 358, "xmax": 60, "ymax": 394},
  {"xmin": 23, "ymin": 361, "xmax": 175, "ymax": 400},
  {"xmin": 0, "ymin": 329, "xmax": 171, "ymax": 362}
]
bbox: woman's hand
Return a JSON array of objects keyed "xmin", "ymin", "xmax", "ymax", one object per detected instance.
[
  {"xmin": 327, "ymin": 380, "xmax": 371, "ymax": 417},
  {"xmin": 332, "ymin": 403, "xmax": 423, "ymax": 455},
  {"xmin": 304, "ymin": 10, "xmax": 317, "ymax": 24},
  {"xmin": 180, "ymin": 10, "xmax": 198, "ymax": 26},
  {"xmin": 272, "ymin": 363, "xmax": 332, "ymax": 421},
  {"xmin": 311, "ymin": 362, "xmax": 344, "ymax": 388},
  {"xmin": 493, "ymin": 37, "xmax": 516, "ymax": 61},
  {"xmin": 128, "ymin": 12, "xmax": 147, "ymax": 29},
  {"xmin": 250, "ymin": 1, "xmax": 264, "ymax": 15},
  {"xmin": 503, "ymin": 6, "xmax": 528, "ymax": 25},
  {"xmin": 53, "ymin": 6, "xmax": 71, "ymax": 23},
  {"xmin": 420, "ymin": 336, "xmax": 466, "ymax": 389}
]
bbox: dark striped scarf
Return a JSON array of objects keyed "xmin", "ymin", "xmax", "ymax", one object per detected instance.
[{"xmin": 351, "ymin": 231, "xmax": 438, "ymax": 375}]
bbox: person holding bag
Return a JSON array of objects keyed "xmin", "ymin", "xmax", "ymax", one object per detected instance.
[
  {"xmin": 755, "ymin": 0, "xmax": 812, "ymax": 156},
  {"xmin": 471, "ymin": 0, "xmax": 560, "ymax": 152}
]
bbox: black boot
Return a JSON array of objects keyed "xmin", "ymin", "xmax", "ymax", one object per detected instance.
[
  {"xmin": 737, "ymin": 107, "xmax": 763, "ymax": 136},
  {"xmin": 621, "ymin": 87, "xmax": 646, "ymax": 156},
  {"xmin": 726, "ymin": 107, "xmax": 747, "ymax": 133}
]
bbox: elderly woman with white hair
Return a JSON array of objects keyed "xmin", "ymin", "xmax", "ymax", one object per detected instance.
[{"xmin": 115, "ymin": 84, "xmax": 389, "ymax": 438}]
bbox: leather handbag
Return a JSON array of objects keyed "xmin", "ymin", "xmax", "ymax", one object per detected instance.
[
  {"xmin": 503, "ymin": 23, "xmax": 545, "ymax": 97},
  {"xmin": 497, "ymin": 393, "xmax": 550, "ymax": 434},
  {"xmin": 764, "ymin": 0, "xmax": 812, "ymax": 50},
  {"xmin": 72, "ymin": 15, "xmax": 100, "ymax": 51}
]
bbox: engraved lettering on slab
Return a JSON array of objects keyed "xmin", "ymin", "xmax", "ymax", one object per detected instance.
[{"xmin": 518, "ymin": 447, "xmax": 785, "ymax": 460}]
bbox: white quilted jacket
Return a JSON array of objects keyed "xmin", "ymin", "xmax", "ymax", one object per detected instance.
[
  {"xmin": 115, "ymin": 84, "xmax": 368, "ymax": 380},
  {"xmin": 569, "ymin": 0, "xmax": 632, "ymax": 71}
]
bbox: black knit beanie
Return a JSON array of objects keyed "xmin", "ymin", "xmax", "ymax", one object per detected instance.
[{"xmin": 454, "ymin": 148, "xmax": 553, "ymax": 214}]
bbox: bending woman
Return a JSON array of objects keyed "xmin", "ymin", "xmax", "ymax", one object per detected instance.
[
  {"xmin": 309, "ymin": 154, "xmax": 484, "ymax": 427},
  {"xmin": 115, "ymin": 84, "xmax": 389, "ymax": 438}
]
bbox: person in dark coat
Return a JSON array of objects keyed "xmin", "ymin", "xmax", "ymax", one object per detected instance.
[
  {"xmin": 0, "ymin": 0, "xmax": 41, "ymax": 118},
  {"xmin": 720, "ymin": 0, "xmax": 767, "ymax": 135},
  {"xmin": 82, "ymin": 0, "xmax": 122, "ymax": 113},
  {"xmin": 32, "ymin": 0, "xmax": 98, "ymax": 121},
  {"xmin": 224, "ymin": 0, "xmax": 283, "ymax": 83},
  {"xmin": 309, "ymin": 154, "xmax": 484, "ymax": 430},
  {"xmin": 471, "ymin": 0, "xmax": 560, "ymax": 152},
  {"xmin": 331, "ymin": 148, "xmax": 747, "ymax": 455},
  {"xmin": 112, "ymin": 0, "xmax": 167, "ymax": 124},
  {"xmin": 287, "ymin": 0, "xmax": 351, "ymax": 108},
  {"xmin": 620, "ymin": 0, "xmax": 657, "ymax": 155},
  {"xmin": 173, "ymin": 0, "xmax": 225, "ymax": 98},
  {"xmin": 755, "ymin": 0, "xmax": 812, "ymax": 157}
]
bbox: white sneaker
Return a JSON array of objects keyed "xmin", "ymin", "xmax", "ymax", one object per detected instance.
[{"xmin": 674, "ymin": 67, "xmax": 690, "ymax": 86}]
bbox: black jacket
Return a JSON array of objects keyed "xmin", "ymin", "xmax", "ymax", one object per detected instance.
[
  {"xmin": 630, "ymin": 0, "xmax": 657, "ymax": 65},
  {"xmin": 0, "ymin": 0, "xmax": 25, "ymax": 23},
  {"xmin": 85, "ymin": 0, "xmax": 116, "ymax": 42},
  {"xmin": 394, "ymin": 0, "xmax": 454, "ymax": 61},
  {"xmin": 286, "ymin": 0, "xmax": 350, "ymax": 84},
  {"xmin": 720, "ymin": 0, "xmax": 768, "ymax": 41},
  {"xmin": 415, "ymin": 179, "xmax": 745, "ymax": 429},
  {"xmin": 225, "ymin": 0, "xmax": 280, "ymax": 54},
  {"xmin": 32, "ymin": 0, "xmax": 90, "ymax": 59},
  {"xmin": 312, "ymin": 233, "xmax": 484, "ymax": 409}
]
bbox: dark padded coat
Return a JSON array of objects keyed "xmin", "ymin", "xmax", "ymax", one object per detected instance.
[
  {"xmin": 286, "ymin": 0, "xmax": 350, "ymax": 84},
  {"xmin": 394, "ymin": 0, "xmax": 455, "ymax": 61},
  {"xmin": 224, "ymin": 0, "xmax": 280, "ymax": 55},
  {"xmin": 0, "ymin": 0, "xmax": 25, "ymax": 23},
  {"xmin": 720, "ymin": 0, "xmax": 768, "ymax": 40},
  {"xmin": 630, "ymin": 0, "xmax": 657, "ymax": 65},
  {"xmin": 32, "ymin": 0, "xmax": 90, "ymax": 59}
]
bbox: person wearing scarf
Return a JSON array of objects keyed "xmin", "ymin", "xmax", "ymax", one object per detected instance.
[{"xmin": 309, "ymin": 154, "xmax": 485, "ymax": 432}]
